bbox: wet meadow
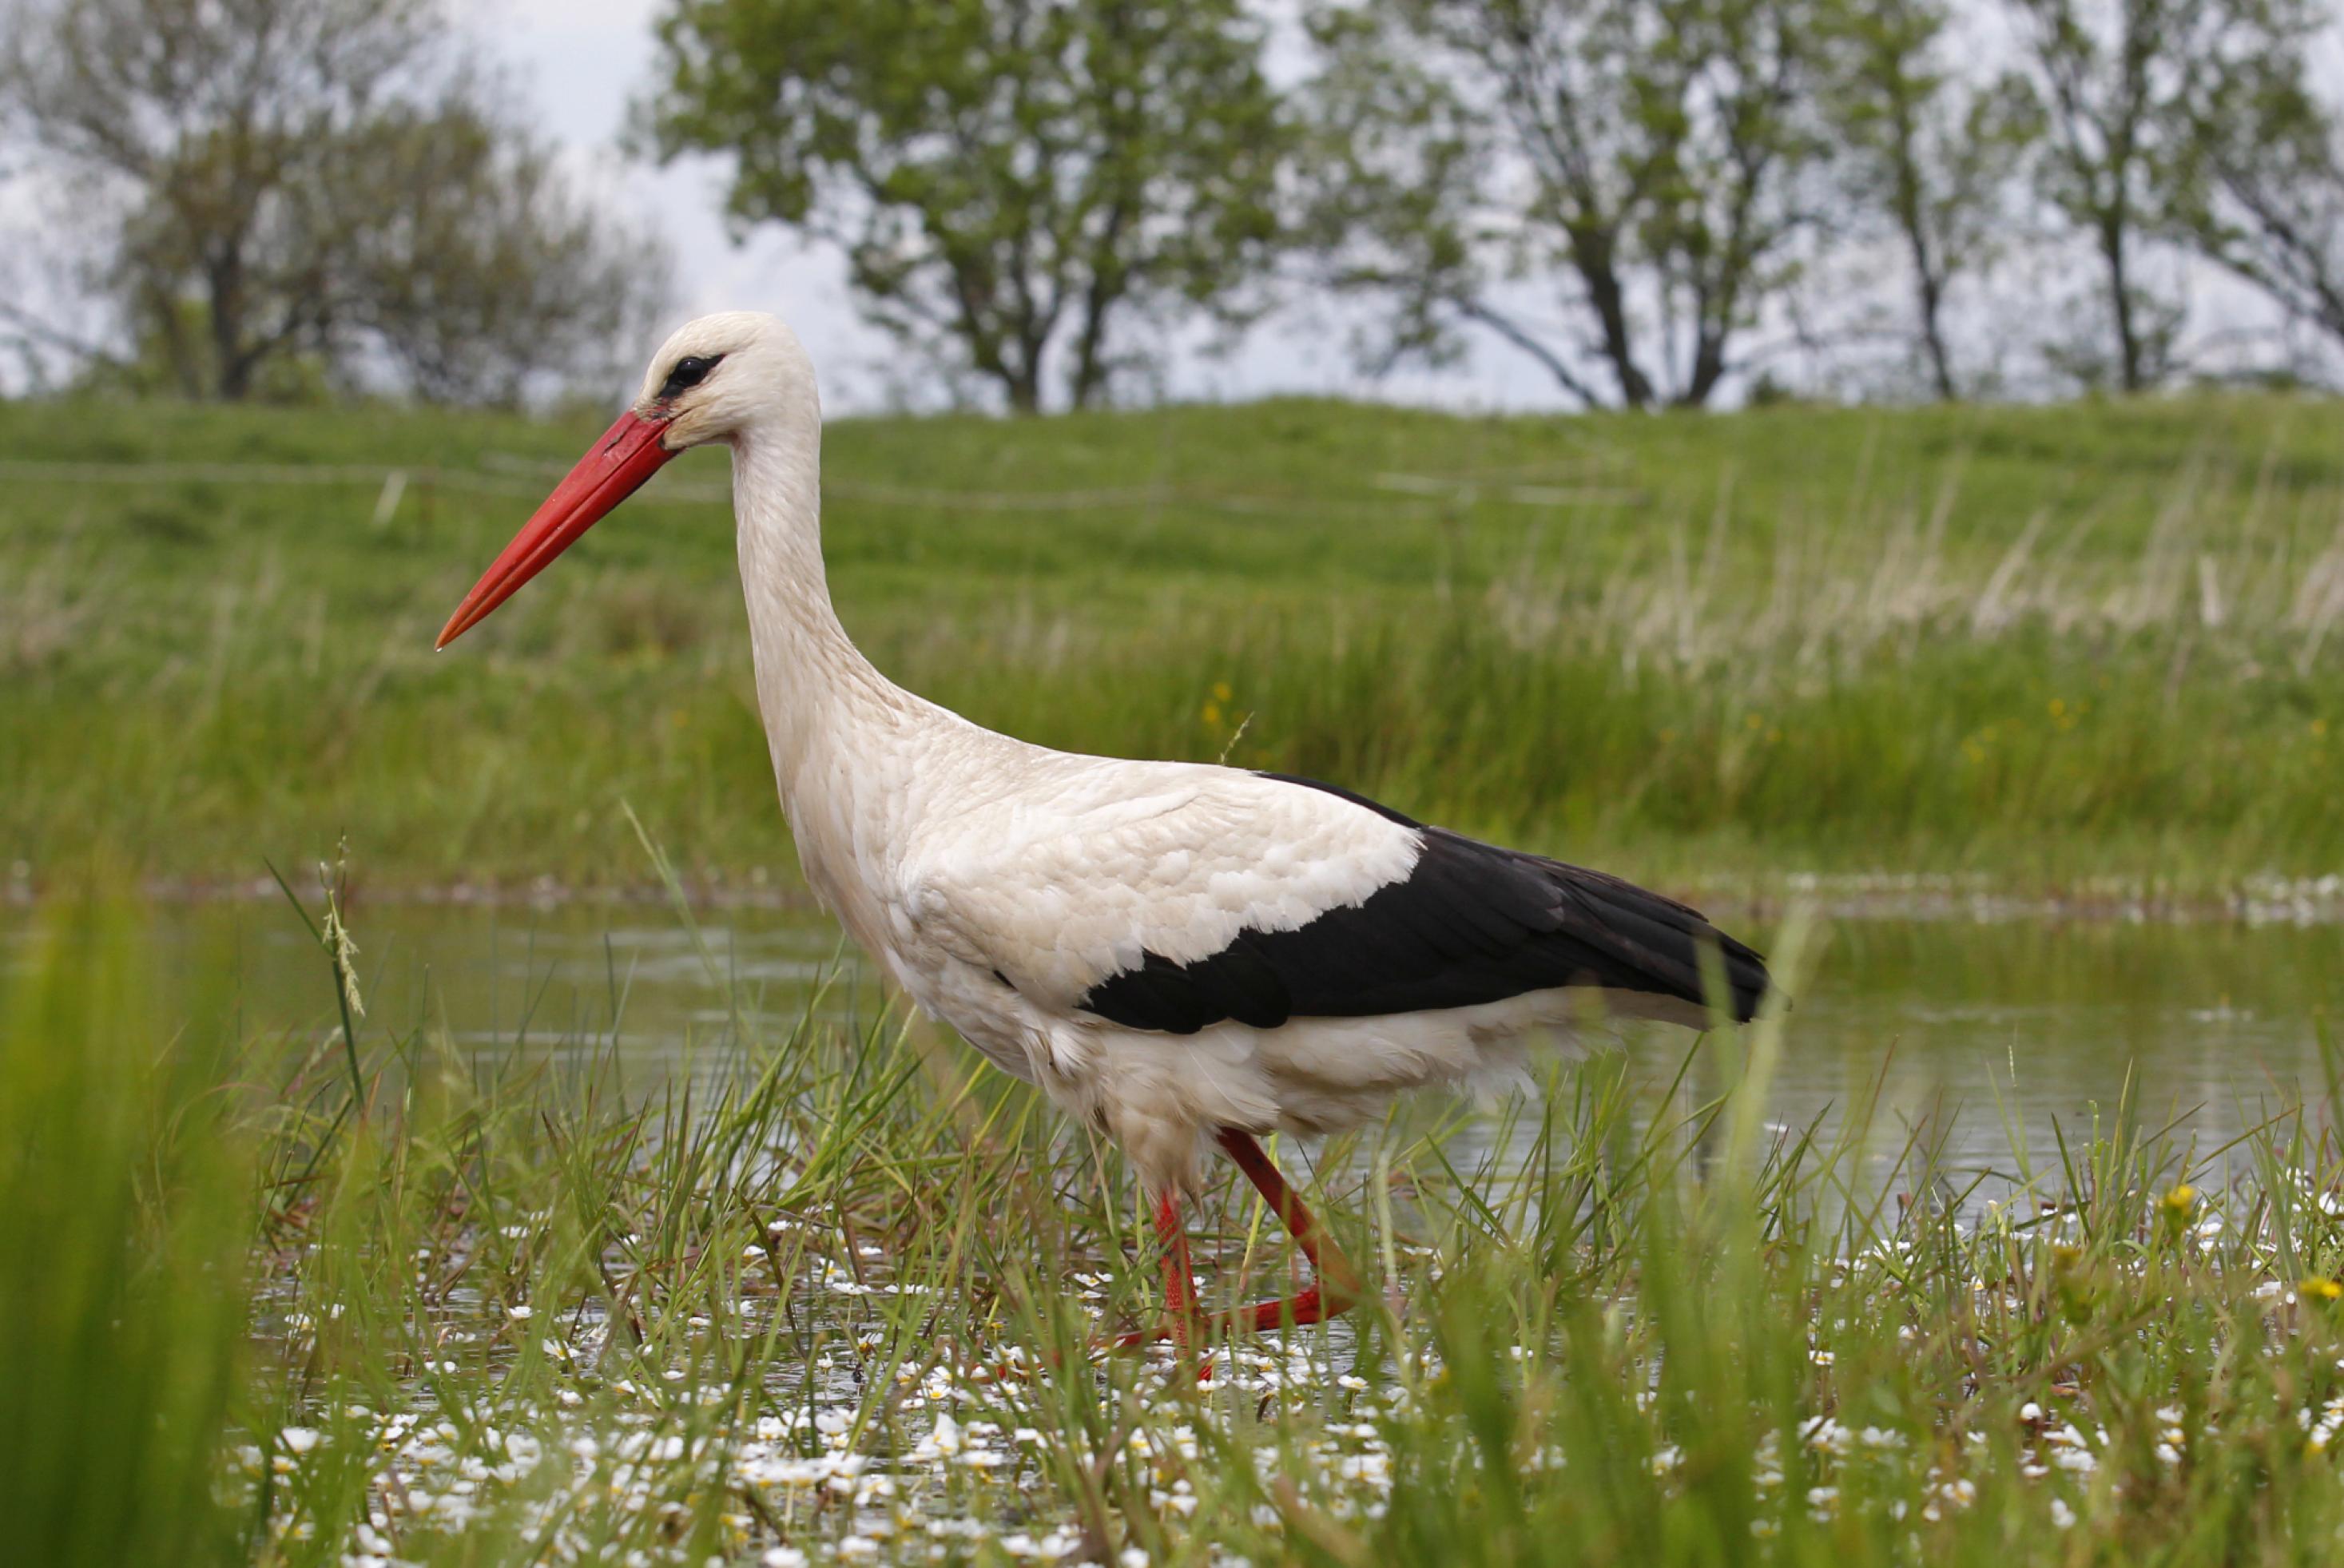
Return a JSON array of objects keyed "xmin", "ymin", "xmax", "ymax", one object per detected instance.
[{"xmin": 6, "ymin": 391, "xmax": 2344, "ymax": 1564}]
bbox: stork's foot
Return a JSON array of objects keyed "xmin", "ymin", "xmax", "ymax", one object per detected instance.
[
  {"xmin": 1107, "ymin": 1129, "xmax": 1362, "ymax": 1365},
  {"xmin": 1108, "ymin": 1282, "xmax": 1358, "ymax": 1362}
]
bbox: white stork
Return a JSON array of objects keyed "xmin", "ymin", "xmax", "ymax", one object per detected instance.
[{"xmin": 438, "ymin": 312, "xmax": 1770, "ymax": 1348}]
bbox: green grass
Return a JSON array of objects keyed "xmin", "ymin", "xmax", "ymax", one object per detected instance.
[
  {"xmin": 16, "ymin": 876, "xmax": 2344, "ymax": 1565},
  {"xmin": 1, "ymin": 896, "xmax": 252, "ymax": 1565},
  {"xmin": 5, "ymin": 391, "xmax": 2342, "ymax": 891}
]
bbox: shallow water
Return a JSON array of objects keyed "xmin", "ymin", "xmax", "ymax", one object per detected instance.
[{"xmin": 6, "ymin": 895, "xmax": 2337, "ymax": 1185}]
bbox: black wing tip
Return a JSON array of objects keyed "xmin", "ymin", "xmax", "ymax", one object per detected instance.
[
  {"xmin": 1695, "ymin": 921, "xmax": 1773, "ymax": 1022},
  {"xmin": 1586, "ymin": 922, "xmax": 1771, "ymax": 1022},
  {"xmin": 1544, "ymin": 855, "xmax": 1774, "ymax": 1022},
  {"xmin": 1714, "ymin": 937, "xmax": 1774, "ymax": 1023}
]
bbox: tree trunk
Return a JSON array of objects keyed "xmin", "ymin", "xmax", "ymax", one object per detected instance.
[
  {"xmin": 1681, "ymin": 326, "xmax": 1729, "ymax": 407},
  {"xmin": 1004, "ymin": 309, "xmax": 1053, "ymax": 415},
  {"xmin": 2104, "ymin": 213, "xmax": 2144, "ymax": 392},
  {"xmin": 1067, "ymin": 344, "xmax": 1106, "ymax": 410},
  {"xmin": 1917, "ymin": 269, "xmax": 1956, "ymax": 401},
  {"xmin": 1677, "ymin": 259, "xmax": 1734, "ymax": 408},
  {"xmin": 208, "ymin": 250, "xmax": 251, "ymax": 401},
  {"xmin": 1003, "ymin": 365, "xmax": 1043, "ymax": 415},
  {"xmin": 1902, "ymin": 193, "xmax": 1956, "ymax": 399},
  {"xmin": 1571, "ymin": 228, "xmax": 1656, "ymax": 409},
  {"xmin": 145, "ymin": 279, "xmax": 203, "ymax": 399},
  {"xmin": 1068, "ymin": 257, "xmax": 1126, "ymax": 411},
  {"xmin": 1887, "ymin": 95, "xmax": 1957, "ymax": 402}
]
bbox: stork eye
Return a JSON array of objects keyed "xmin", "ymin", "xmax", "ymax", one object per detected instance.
[{"xmin": 659, "ymin": 355, "xmax": 722, "ymax": 399}]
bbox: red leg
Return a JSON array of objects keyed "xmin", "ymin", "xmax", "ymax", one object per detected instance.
[
  {"xmin": 1212, "ymin": 1129, "xmax": 1362, "ymax": 1333},
  {"xmin": 1107, "ymin": 1132, "xmax": 1361, "ymax": 1356},
  {"xmin": 1154, "ymin": 1192, "xmax": 1196, "ymax": 1319},
  {"xmin": 1113, "ymin": 1190, "xmax": 1206, "ymax": 1352}
]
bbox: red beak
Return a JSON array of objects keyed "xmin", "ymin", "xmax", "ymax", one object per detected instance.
[{"xmin": 436, "ymin": 411, "xmax": 677, "ymax": 649}]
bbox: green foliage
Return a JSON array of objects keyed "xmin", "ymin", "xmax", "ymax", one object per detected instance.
[
  {"xmin": 1305, "ymin": 0, "xmax": 2344, "ymax": 403},
  {"xmin": 1304, "ymin": 0, "xmax": 1841, "ymax": 409},
  {"xmin": 0, "ymin": 0, "xmax": 668, "ymax": 405},
  {"xmin": 2166, "ymin": 0, "xmax": 2344, "ymax": 359},
  {"xmin": 322, "ymin": 101, "xmax": 672, "ymax": 407},
  {"xmin": 2002, "ymin": 0, "xmax": 2314, "ymax": 394},
  {"xmin": 641, "ymin": 0, "xmax": 1289, "ymax": 412},
  {"xmin": 1822, "ymin": 0, "xmax": 2041, "ymax": 399}
]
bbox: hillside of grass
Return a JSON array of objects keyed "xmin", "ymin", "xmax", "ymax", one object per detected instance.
[{"xmin": 4, "ymin": 391, "xmax": 2341, "ymax": 894}]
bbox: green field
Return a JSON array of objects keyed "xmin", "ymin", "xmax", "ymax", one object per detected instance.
[{"xmin": 6, "ymin": 392, "xmax": 2342, "ymax": 895}]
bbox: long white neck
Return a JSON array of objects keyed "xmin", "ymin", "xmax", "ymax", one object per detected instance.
[{"xmin": 728, "ymin": 419, "xmax": 912, "ymax": 812}]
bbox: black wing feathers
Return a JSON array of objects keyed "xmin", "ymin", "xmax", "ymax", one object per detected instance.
[{"xmin": 1076, "ymin": 775, "xmax": 1770, "ymax": 1035}]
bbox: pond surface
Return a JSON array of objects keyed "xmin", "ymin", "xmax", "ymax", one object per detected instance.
[{"xmin": 7, "ymin": 894, "xmax": 2338, "ymax": 1193}]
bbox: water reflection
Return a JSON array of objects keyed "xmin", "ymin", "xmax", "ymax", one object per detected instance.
[{"xmin": 6, "ymin": 896, "xmax": 2335, "ymax": 1187}]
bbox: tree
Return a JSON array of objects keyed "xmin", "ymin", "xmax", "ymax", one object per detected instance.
[
  {"xmin": 2002, "ymin": 0, "xmax": 2300, "ymax": 393},
  {"xmin": 1824, "ymin": 0, "xmax": 2038, "ymax": 399},
  {"xmin": 1304, "ymin": 0, "xmax": 1840, "ymax": 411},
  {"xmin": 641, "ymin": 0, "xmax": 1289, "ymax": 414},
  {"xmin": 332, "ymin": 101, "xmax": 670, "ymax": 406},
  {"xmin": 0, "ymin": 0, "xmax": 666, "ymax": 403},
  {"xmin": 2168, "ymin": 3, "xmax": 2344, "ymax": 364}
]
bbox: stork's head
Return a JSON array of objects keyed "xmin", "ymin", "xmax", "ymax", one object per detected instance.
[
  {"xmin": 436, "ymin": 311, "xmax": 817, "ymax": 649},
  {"xmin": 626, "ymin": 311, "xmax": 818, "ymax": 449}
]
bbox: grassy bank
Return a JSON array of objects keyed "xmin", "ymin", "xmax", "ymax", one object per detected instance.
[
  {"xmin": 5, "ymin": 392, "xmax": 2342, "ymax": 892},
  {"xmin": 16, "ymin": 889, "xmax": 2344, "ymax": 1566}
]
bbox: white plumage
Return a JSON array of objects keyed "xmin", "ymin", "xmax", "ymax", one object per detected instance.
[{"xmin": 439, "ymin": 311, "xmax": 1770, "ymax": 1346}]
